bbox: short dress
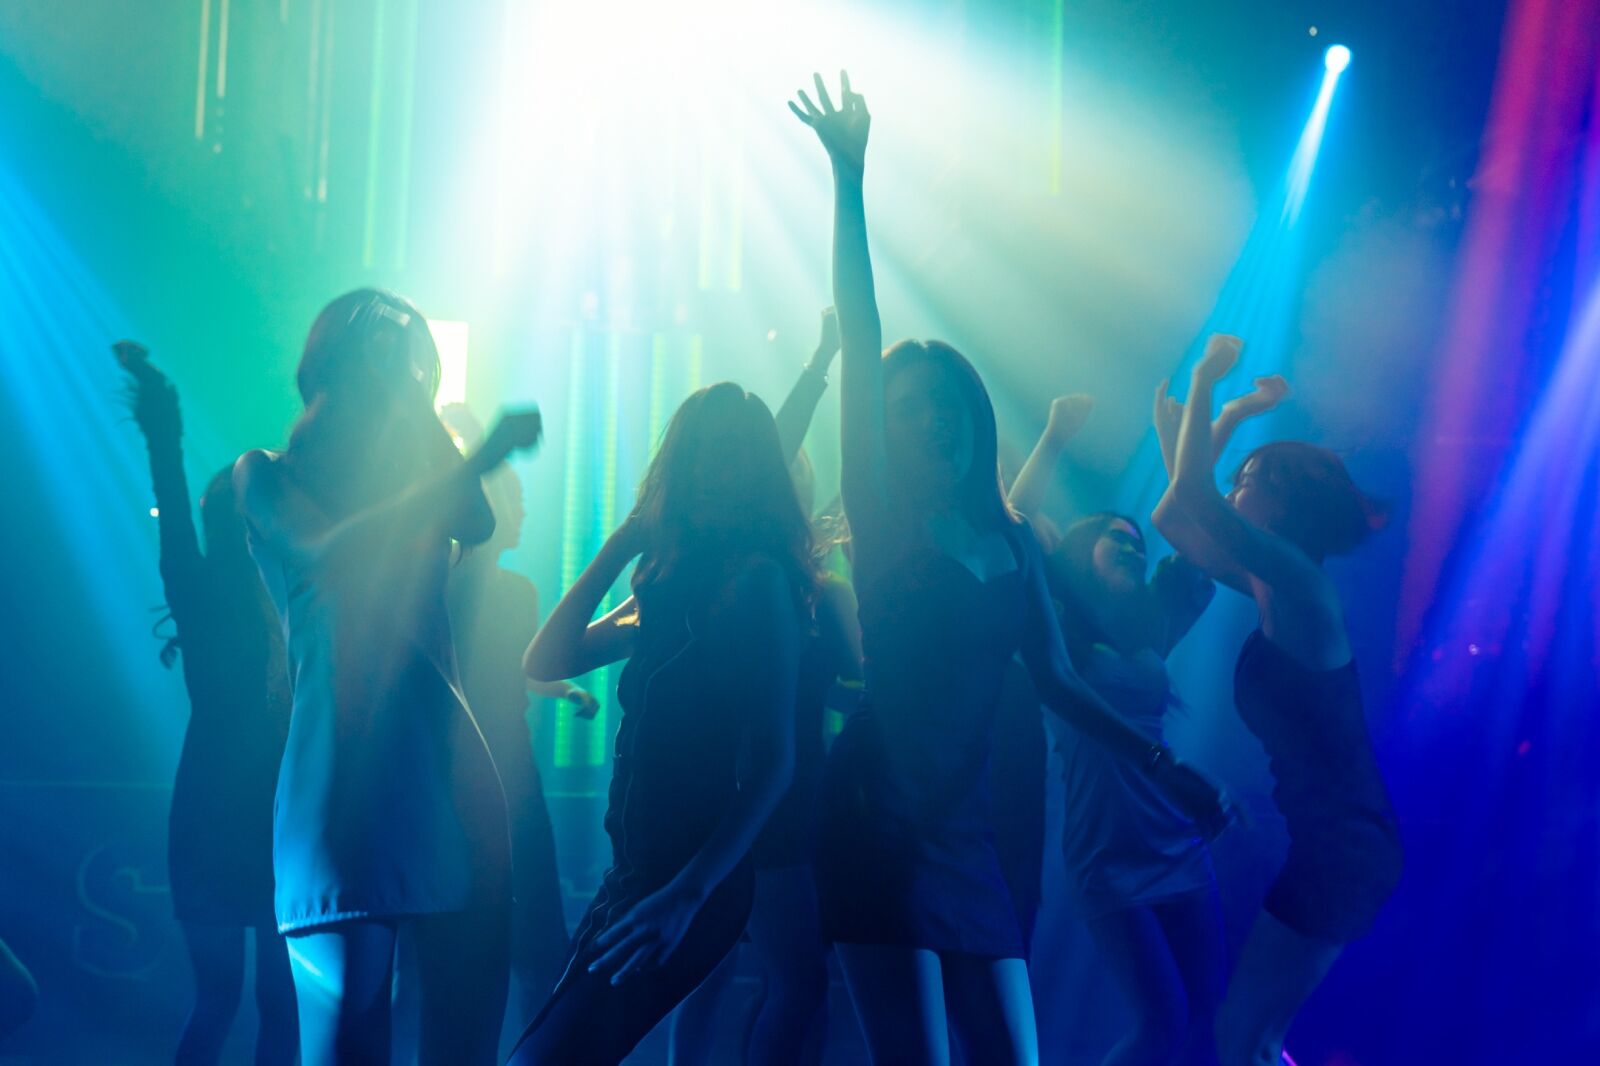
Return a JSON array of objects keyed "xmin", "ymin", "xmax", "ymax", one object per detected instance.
[
  {"xmin": 1053, "ymin": 644, "xmax": 1213, "ymax": 918},
  {"xmin": 249, "ymin": 502, "xmax": 511, "ymax": 934},
  {"xmin": 1233, "ymin": 630, "xmax": 1403, "ymax": 943},
  {"xmin": 815, "ymin": 528, "xmax": 1031, "ymax": 959},
  {"xmin": 1054, "ymin": 556, "xmax": 1217, "ymax": 919}
]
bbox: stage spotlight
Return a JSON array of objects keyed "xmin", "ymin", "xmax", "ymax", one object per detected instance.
[
  {"xmin": 427, "ymin": 319, "xmax": 470, "ymax": 409},
  {"xmin": 1325, "ymin": 45, "xmax": 1352, "ymax": 74}
]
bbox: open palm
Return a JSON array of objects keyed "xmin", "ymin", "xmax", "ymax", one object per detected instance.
[{"xmin": 789, "ymin": 71, "xmax": 870, "ymax": 172}]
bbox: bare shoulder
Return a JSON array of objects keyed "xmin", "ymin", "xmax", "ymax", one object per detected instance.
[{"xmin": 232, "ymin": 448, "xmax": 284, "ymax": 503}]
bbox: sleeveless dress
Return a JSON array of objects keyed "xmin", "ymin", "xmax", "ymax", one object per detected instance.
[
  {"xmin": 1233, "ymin": 630, "xmax": 1402, "ymax": 943},
  {"xmin": 512, "ymin": 558, "xmax": 803, "ymax": 1065},
  {"xmin": 989, "ymin": 660, "xmax": 1047, "ymax": 952},
  {"xmin": 1054, "ymin": 556, "xmax": 1216, "ymax": 918},
  {"xmin": 815, "ymin": 529, "xmax": 1030, "ymax": 958},
  {"xmin": 248, "ymin": 504, "xmax": 511, "ymax": 934},
  {"xmin": 1053, "ymin": 645, "xmax": 1212, "ymax": 917}
]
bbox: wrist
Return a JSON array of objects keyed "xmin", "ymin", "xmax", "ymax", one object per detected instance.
[
  {"xmin": 667, "ymin": 867, "xmax": 712, "ymax": 906},
  {"xmin": 831, "ymin": 157, "xmax": 865, "ymax": 185},
  {"xmin": 1039, "ymin": 432, "xmax": 1072, "ymax": 453}
]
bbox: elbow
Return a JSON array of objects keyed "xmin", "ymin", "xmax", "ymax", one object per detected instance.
[
  {"xmin": 522, "ymin": 639, "xmax": 562, "ymax": 683},
  {"xmin": 1151, "ymin": 492, "xmax": 1184, "ymax": 537}
]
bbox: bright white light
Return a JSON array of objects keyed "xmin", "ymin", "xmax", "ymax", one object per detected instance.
[
  {"xmin": 428, "ymin": 318, "xmax": 470, "ymax": 409},
  {"xmin": 1324, "ymin": 45, "xmax": 1351, "ymax": 74},
  {"xmin": 149, "ymin": 507, "xmax": 159, "ymax": 518}
]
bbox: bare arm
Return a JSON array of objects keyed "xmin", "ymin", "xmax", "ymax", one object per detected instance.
[
  {"xmin": 1008, "ymin": 393, "xmax": 1094, "ymax": 521},
  {"xmin": 1168, "ymin": 337, "xmax": 1325, "ymax": 596},
  {"xmin": 1151, "ymin": 371, "xmax": 1285, "ymax": 594},
  {"xmin": 234, "ymin": 409, "xmax": 541, "ymax": 567},
  {"xmin": 772, "ymin": 307, "xmax": 841, "ymax": 463},
  {"xmin": 1016, "ymin": 529, "xmax": 1170, "ymax": 763},
  {"xmin": 522, "ymin": 522, "xmax": 642, "ymax": 682},
  {"xmin": 791, "ymin": 74, "xmax": 889, "ymax": 555},
  {"xmin": 115, "ymin": 344, "xmax": 205, "ymax": 630},
  {"xmin": 1016, "ymin": 526, "xmax": 1229, "ymax": 831}
]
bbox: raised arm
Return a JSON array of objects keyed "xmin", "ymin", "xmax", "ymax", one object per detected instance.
[
  {"xmin": 1165, "ymin": 336, "xmax": 1321, "ymax": 595},
  {"xmin": 1151, "ymin": 367, "xmax": 1286, "ymax": 594},
  {"xmin": 234, "ymin": 408, "xmax": 542, "ymax": 567},
  {"xmin": 791, "ymin": 73, "xmax": 888, "ymax": 545},
  {"xmin": 522, "ymin": 519, "xmax": 642, "ymax": 682},
  {"xmin": 773, "ymin": 307, "xmax": 841, "ymax": 463},
  {"xmin": 115, "ymin": 343, "xmax": 205, "ymax": 630},
  {"xmin": 1008, "ymin": 393, "xmax": 1093, "ymax": 521},
  {"xmin": 1154, "ymin": 373, "xmax": 1288, "ymax": 478},
  {"xmin": 587, "ymin": 558, "xmax": 800, "ymax": 984}
]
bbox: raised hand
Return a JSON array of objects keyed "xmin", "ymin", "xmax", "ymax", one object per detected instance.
[
  {"xmin": 471, "ymin": 408, "xmax": 543, "ymax": 475},
  {"xmin": 789, "ymin": 71, "xmax": 870, "ymax": 174},
  {"xmin": 112, "ymin": 340, "xmax": 179, "ymax": 429},
  {"xmin": 111, "ymin": 339, "xmax": 151, "ymax": 372},
  {"xmin": 1045, "ymin": 393, "xmax": 1095, "ymax": 445},
  {"xmin": 1193, "ymin": 333, "xmax": 1243, "ymax": 383},
  {"xmin": 1153, "ymin": 379, "xmax": 1182, "ymax": 438},
  {"xmin": 1221, "ymin": 374, "xmax": 1290, "ymax": 420},
  {"xmin": 812, "ymin": 306, "xmax": 841, "ymax": 370},
  {"xmin": 1213, "ymin": 374, "xmax": 1289, "ymax": 457}
]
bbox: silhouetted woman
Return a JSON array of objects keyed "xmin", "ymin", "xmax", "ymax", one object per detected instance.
[
  {"xmin": 791, "ymin": 73, "xmax": 1228, "ymax": 1065},
  {"xmin": 114, "ymin": 341, "xmax": 297, "ymax": 1066},
  {"xmin": 668, "ymin": 309, "xmax": 864, "ymax": 1066},
  {"xmin": 1152, "ymin": 335, "xmax": 1401, "ymax": 1066},
  {"xmin": 510, "ymin": 382, "xmax": 811, "ymax": 1065},
  {"xmin": 233, "ymin": 289, "xmax": 542, "ymax": 1066}
]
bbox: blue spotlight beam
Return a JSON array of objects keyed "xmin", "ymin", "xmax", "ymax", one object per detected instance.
[
  {"xmin": 0, "ymin": 156, "xmax": 196, "ymax": 776},
  {"xmin": 1117, "ymin": 52, "xmax": 1349, "ymax": 522}
]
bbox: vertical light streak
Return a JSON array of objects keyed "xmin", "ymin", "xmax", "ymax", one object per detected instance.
[{"xmin": 194, "ymin": 0, "xmax": 212, "ymax": 140}]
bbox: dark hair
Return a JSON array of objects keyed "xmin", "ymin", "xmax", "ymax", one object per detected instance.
[
  {"xmin": 632, "ymin": 382, "xmax": 816, "ymax": 603},
  {"xmin": 199, "ymin": 465, "xmax": 249, "ymax": 562},
  {"xmin": 1049, "ymin": 512, "xmax": 1150, "ymax": 659},
  {"xmin": 1232, "ymin": 442, "xmax": 1387, "ymax": 559},
  {"xmin": 881, "ymin": 339, "xmax": 1015, "ymax": 531},
  {"xmin": 296, "ymin": 288, "xmax": 441, "ymax": 404},
  {"xmin": 286, "ymin": 289, "xmax": 455, "ymax": 512}
]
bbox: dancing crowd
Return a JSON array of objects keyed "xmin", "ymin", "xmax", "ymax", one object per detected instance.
[{"xmin": 111, "ymin": 74, "xmax": 1400, "ymax": 1066}]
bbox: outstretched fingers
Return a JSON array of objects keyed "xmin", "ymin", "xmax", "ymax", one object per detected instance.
[
  {"xmin": 813, "ymin": 72, "xmax": 837, "ymax": 114},
  {"xmin": 840, "ymin": 69, "xmax": 868, "ymax": 113}
]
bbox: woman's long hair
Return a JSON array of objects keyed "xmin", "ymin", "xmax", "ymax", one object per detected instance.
[
  {"xmin": 881, "ymin": 340, "xmax": 1015, "ymax": 532},
  {"xmin": 285, "ymin": 289, "xmax": 453, "ymax": 514},
  {"xmin": 632, "ymin": 382, "xmax": 816, "ymax": 606}
]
